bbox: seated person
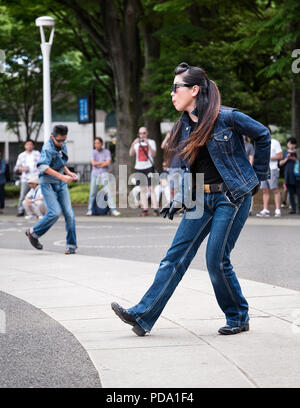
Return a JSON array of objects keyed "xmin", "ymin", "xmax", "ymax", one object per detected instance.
[{"xmin": 23, "ymin": 176, "xmax": 47, "ymax": 220}]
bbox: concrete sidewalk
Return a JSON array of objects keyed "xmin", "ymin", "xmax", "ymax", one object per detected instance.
[{"xmin": 1, "ymin": 247, "xmax": 300, "ymax": 388}]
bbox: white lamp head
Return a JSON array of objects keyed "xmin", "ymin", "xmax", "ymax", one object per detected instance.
[{"xmin": 35, "ymin": 16, "xmax": 55, "ymax": 27}]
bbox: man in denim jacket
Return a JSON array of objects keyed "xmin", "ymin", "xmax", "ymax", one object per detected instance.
[{"xmin": 25, "ymin": 125, "xmax": 78, "ymax": 254}]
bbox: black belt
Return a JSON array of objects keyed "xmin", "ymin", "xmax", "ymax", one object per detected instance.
[{"xmin": 204, "ymin": 182, "xmax": 227, "ymax": 193}]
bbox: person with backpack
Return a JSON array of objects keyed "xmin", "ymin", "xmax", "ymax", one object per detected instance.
[
  {"xmin": 0, "ymin": 151, "xmax": 6, "ymax": 214},
  {"xmin": 129, "ymin": 126, "xmax": 159, "ymax": 216},
  {"xmin": 86, "ymin": 137, "xmax": 120, "ymax": 216},
  {"xmin": 279, "ymin": 137, "xmax": 300, "ymax": 214},
  {"xmin": 112, "ymin": 62, "xmax": 270, "ymax": 337}
]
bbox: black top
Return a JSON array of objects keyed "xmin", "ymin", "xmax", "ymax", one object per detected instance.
[{"xmin": 188, "ymin": 116, "xmax": 223, "ymax": 185}]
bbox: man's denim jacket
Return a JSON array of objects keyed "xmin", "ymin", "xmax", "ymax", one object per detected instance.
[
  {"xmin": 37, "ymin": 137, "xmax": 69, "ymax": 184},
  {"xmin": 172, "ymin": 106, "xmax": 271, "ymax": 201}
]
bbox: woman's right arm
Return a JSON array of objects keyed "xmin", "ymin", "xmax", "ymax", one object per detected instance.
[{"xmin": 232, "ymin": 110, "xmax": 271, "ymax": 181}]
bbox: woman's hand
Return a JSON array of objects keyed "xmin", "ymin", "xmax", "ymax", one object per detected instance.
[{"xmin": 160, "ymin": 199, "xmax": 184, "ymax": 220}]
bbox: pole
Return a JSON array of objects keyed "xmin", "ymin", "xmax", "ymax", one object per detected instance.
[
  {"xmin": 41, "ymin": 42, "xmax": 52, "ymax": 142},
  {"xmin": 35, "ymin": 17, "xmax": 55, "ymax": 143}
]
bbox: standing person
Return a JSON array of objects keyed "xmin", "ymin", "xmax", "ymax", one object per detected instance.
[
  {"xmin": 0, "ymin": 151, "xmax": 6, "ymax": 214},
  {"xmin": 256, "ymin": 135, "xmax": 283, "ymax": 217},
  {"xmin": 112, "ymin": 62, "xmax": 270, "ymax": 336},
  {"xmin": 23, "ymin": 176, "xmax": 47, "ymax": 220},
  {"xmin": 14, "ymin": 139, "xmax": 40, "ymax": 216},
  {"xmin": 129, "ymin": 127, "xmax": 159, "ymax": 216},
  {"xmin": 25, "ymin": 125, "xmax": 78, "ymax": 254},
  {"xmin": 86, "ymin": 137, "xmax": 120, "ymax": 216},
  {"xmin": 279, "ymin": 137, "xmax": 300, "ymax": 214}
]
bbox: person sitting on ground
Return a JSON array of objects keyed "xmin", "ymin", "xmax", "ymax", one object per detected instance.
[{"xmin": 22, "ymin": 176, "xmax": 47, "ymax": 220}]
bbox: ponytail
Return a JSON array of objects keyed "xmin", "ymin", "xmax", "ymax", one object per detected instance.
[{"xmin": 180, "ymin": 79, "xmax": 221, "ymax": 165}]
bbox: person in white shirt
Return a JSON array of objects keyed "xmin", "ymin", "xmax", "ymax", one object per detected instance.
[
  {"xmin": 129, "ymin": 126, "xmax": 159, "ymax": 216},
  {"xmin": 14, "ymin": 139, "xmax": 40, "ymax": 216},
  {"xmin": 22, "ymin": 176, "xmax": 47, "ymax": 220},
  {"xmin": 257, "ymin": 137, "xmax": 283, "ymax": 217}
]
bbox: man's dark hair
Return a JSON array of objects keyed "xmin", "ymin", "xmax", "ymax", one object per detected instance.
[
  {"xmin": 52, "ymin": 125, "xmax": 68, "ymax": 137},
  {"xmin": 95, "ymin": 137, "xmax": 103, "ymax": 144},
  {"xmin": 287, "ymin": 137, "xmax": 297, "ymax": 145}
]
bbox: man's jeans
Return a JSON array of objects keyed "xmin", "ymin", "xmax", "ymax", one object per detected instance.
[
  {"xmin": 31, "ymin": 182, "xmax": 77, "ymax": 250},
  {"xmin": 88, "ymin": 174, "xmax": 116, "ymax": 212},
  {"xmin": 128, "ymin": 191, "xmax": 252, "ymax": 332}
]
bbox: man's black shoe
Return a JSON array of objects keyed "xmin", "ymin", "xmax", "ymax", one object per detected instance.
[
  {"xmin": 218, "ymin": 323, "xmax": 249, "ymax": 335},
  {"xmin": 17, "ymin": 212, "xmax": 24, "ymax": 217},
  {"xmin": 111, "ymin": 302, "xmax": 146, "ymax": 336},
  {"xmin": 25, "ymin": 229, "xmax": 43, "ymax": 250}
]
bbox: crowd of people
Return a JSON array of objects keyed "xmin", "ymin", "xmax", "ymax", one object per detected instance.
[{"xmin": 0, "ymin": 129, "xmax": 299, "ymax": 220}]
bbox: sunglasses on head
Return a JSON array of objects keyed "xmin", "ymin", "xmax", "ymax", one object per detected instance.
[{"xmin": 171, "ymin": 83, "xmax": 194, "ymax": 93}]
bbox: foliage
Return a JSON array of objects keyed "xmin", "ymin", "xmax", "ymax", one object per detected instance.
[{"xmin": 1, "ymin": 0, "xmax": 299, "ymax": 148}]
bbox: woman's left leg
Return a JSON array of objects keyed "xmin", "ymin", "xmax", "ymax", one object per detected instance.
[
  {"xmin": 128, "ymin": 204, "xmax": 213, "ymax": 333},
  {"xmin": 205, "ymin": 193, "xmax": 252, "ymax": 327}
]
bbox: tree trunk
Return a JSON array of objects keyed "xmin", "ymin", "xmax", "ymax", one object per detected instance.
[
  {"xmin": 291, "ymin": 75, "xmax": 300, "ymax": 148},
  {"xmin": 290, "ymin": 16, "xmax": 300, "ymax": 152},
  {"xmin": 100, "ymin": 0, "xmax": 142, "ymax": 174},
  {"xmin": 57, "ymin": 0, "xmax": 143, "ymax": 174},
  {"xmin": 140, "ymin": 17, "xmax": 163, "ymax": 171}
]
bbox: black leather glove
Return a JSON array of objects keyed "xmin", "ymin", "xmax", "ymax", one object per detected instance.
[
  {"xmin": 160, "ymin": 200, "xmax": 184, "ymax": 220},
  {"xmin": 251, "ymin": 182, "xmax": 260, "ymax": 196}
]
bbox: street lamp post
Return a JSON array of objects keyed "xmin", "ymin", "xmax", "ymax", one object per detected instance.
[{"xmin": 35, "ymin": 16, "xmax": 55, "ymax": 142}]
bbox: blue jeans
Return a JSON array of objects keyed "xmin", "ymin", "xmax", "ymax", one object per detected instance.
[
  {"xmin": 128, "ymin": 191, "xmax": 252, "ymax": 332},
  {"xmin": 31, "ymin": 182, "xmax": 77, "ymax": 250},
  {"xmin": 88, "ymin": 174, "xmax": 117, "ymax": 212},
  {"xmin": 286, "ymin": 183, "xmax": 300, "ymax": 212}
]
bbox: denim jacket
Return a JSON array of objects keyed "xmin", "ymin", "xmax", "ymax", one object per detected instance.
[
  {"xmin": 173, "ymin": 106, "xmax": 271, "ymax": 200},
  {"xmin": 37, "ymin": 137, "xmax": 69, "ymax": 184}
]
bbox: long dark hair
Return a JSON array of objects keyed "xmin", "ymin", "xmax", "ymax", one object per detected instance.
[{"xmin": 166, "ymin": 62, "xmax": 221, "ymax": 166}]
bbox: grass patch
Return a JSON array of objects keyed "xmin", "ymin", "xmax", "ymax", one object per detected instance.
[
  {"xmin": 5, "ymin": 184, "xmax": 20, "ymax": 198},
  {"xmin": 68, "ymin": 183, "xmax": 90, "ymax": 204}
]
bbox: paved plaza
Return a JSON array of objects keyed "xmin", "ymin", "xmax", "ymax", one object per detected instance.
[{"xmin": 0, "ymin": 213, "xmax": 300, "ymax": 388}]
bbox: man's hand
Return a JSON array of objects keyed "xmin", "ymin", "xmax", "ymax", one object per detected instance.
[
  {"xmin": 69, "ymin": 172, "xmax": 78, "ymax": 181},
  {"xmin": 160, "ymin": 200, "xmax": 184, "ymax": 220},
  {"xmin": 62, "ymin": 175, "xmax": 74, "ymax": 184}
]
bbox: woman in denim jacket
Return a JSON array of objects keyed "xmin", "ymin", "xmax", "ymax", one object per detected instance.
[{"xmin": 112, "ymin": 62, "xmax": 271, "ymax": 336}]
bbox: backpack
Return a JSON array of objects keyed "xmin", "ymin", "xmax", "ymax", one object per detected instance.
[
  {"xmin": 294, "ymin": 160, "xmax": 300, "ymax": 180},
  {"xmin": 92, "ymin": 190, "xmax": 109, "ymax": 215}
]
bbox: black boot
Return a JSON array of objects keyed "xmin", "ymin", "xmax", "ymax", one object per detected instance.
[{"xmin": 111, "ymin": 302, "xmax": 146, "ymax": 336}]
